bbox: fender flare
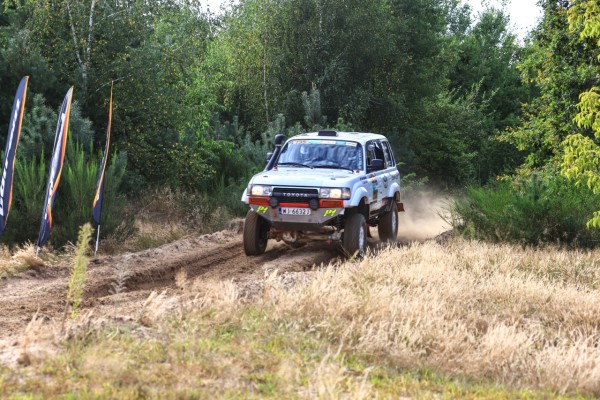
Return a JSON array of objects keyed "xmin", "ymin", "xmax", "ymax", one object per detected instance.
[
  {"xmin": 386, "ymin": 182, "xmax": 400, "ymax": 200},
  {"xmin": 349, "ymin": 186, "xmax": 369, "ymax": 207}
]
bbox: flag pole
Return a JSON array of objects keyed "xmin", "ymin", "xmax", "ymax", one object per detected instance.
[
  {"xmin": 92, "ymin": 82, "xmax": 113, "ymax": 255},
  {"xmin": 95, "ymin": 225, "xmax": 101, "ymax": 255}
]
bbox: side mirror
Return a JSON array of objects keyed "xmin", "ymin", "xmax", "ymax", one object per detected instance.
[
  {"xmin": 368, "ymin": 159, "xmax": 384, "ymax": 172},
  {"xmin": 266, "ymin": 152, "xmax": 273, "ymax": 163}
]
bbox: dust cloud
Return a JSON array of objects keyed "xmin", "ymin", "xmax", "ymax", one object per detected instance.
[{"xmin": 397, "ymin": 189, "xmax": 452, "ymax": 241}]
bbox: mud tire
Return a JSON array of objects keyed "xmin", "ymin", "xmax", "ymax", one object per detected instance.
[
  {"xmin": 378, "ymin": 203, "xmax": 398, "ymax": 242},
  {"xmin": 343, "ymin": 213, "xmax": 368, "ymax": 257},
  {"xmin": 243, "ymin": 210, "xmax": 269, "ymax": 255}
]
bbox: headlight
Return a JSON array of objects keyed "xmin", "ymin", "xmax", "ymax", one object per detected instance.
[
  {"xmin": 250, "ymin": 185, "xmax": 272, "ymax": 196},
  {"xmin": 320, "ymin": 187, "xmax": 350, "ymax": 199}
]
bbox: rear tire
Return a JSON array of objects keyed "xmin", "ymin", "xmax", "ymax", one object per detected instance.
[
  {"xmin": 243, "ymin": 210, "xmax": 269, "ymax": 255},
  {"xmin": 343, "ymin": 213, "xmax": 368, "ymax": 257},
  {"xmin": 378, "ymin": 203, "xmax": 398, "ymax": 242}
]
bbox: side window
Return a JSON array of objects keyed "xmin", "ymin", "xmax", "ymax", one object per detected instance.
[
  {"xmin": 381, "ymin": 141, "xmax": 395, "ymax": 168},
  {"xmin": 366, "ymin": 141, "xmax": 376, "ymax": 166},
  {"xmin": 367, "ymin": 140, "xmax": 386, "ymax": 171}
]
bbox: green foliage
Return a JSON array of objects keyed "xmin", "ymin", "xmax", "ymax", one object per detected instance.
[
  {"xmin": 20, "ymin": 95, "xmax": 94, "ymax": 160},
  {"xmin": 503, "ymin": 1, "xmax": 599, "ymax": 170},
  {"xmin": 66, "ymin": 223, "xmax": 93, "ymax": 319},
  {"xmin": 0, "ymin": 0, "xmax": 545, "ymax": 229},
  {"xmin": 302, "ymin": 89, "xmax": 326, "ymax": 130},
  {"xmin": 2, "ymin": 144, "xmax": 127, "ymax": 247},
  {"xmin": 407, "ymin": 88, "xmax": 487, "ymax": 185},
  {"xmin": 451, "ymin": 174, "xmax": 600, "ymax": 247},
  {"xmin": 52, "ymin": 143, "xmax": 123, "ymax": 246},
  {"xmin": 19, "ymin": 93, "xmax": 57, "ymax": 159},
  {"xmin": 560, "ymin": 1, "xmax": 600, "ymax": 228},
  {"xmin": 6, "ymin": 153, "xmax": 46, "ymax": 244}
]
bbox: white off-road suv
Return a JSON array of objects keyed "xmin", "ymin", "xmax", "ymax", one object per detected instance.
[{"xmin": 241, "ymin": 130, "xmax": 404, "ymax": 256}]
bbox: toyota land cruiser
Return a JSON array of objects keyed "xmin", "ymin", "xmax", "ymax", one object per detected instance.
[{"xmin": 241, "ymin": 130, "xmax": 404, "ymax": 257}]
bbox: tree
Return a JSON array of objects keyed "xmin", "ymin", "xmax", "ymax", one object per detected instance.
[
  {"xmin": 503, "ymin": 0, "xmax": 599, "ymax": 170},
  {"xmin": 560, "ymin": 0, "xmax": 600, "ymax": 226},
  {"xmin": 447, "ymin": 6, "xmax": 530, "ymax": 181}
]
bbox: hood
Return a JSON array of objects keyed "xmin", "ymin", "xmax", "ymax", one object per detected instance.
[{"xmin": 250, "ymin": 167, "xmax": 358, "ymax": 187}]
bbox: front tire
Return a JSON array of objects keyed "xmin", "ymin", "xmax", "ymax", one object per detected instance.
[
  {"xmin": 243, "ymin": 210, "xmax": 270, "ymax": 255},
  {"xmin": 343, "ymin": 213, "xmax": 368, "ymax": 257},
  {"xmin": 378, "ymin": 203, "xmax": 398, "ymax": 242}
]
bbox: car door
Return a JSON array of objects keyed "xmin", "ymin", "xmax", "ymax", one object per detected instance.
[
  {"xmin": 366, "ymin": 140, "xmax": 387, "ymax": 211},
  {"xmin": 380, "ymin": 140, "xmax": 399, "ymax": 191}
]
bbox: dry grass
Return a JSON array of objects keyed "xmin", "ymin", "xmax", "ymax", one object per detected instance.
[
  {"xmin": 0, "ymin": 243, "xmax": 45, "ymax": 278},
  {"xmin": 260, "ymin": 239, "xmax": 600, "ymax": 395},
  {"xmin": 3, "ymin": 238, "xmax": 600, "ymax": 398}
]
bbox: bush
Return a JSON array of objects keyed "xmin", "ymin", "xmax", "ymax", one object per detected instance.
[
  {"xmin": 450, "ymin": 174, "xmax": 600, "ymax": 247},
  {"xmin": 52, "ymin": 143, "xmax": 127, "ymax": 246},
  {"xmin": 3, "ymin": 144, "xmax": 127, "ymax": 248}
]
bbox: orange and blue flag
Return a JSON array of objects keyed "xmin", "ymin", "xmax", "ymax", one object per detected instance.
[
  {"xmin": 93, "ymin": 86, "xmax": 112, "ymax": 226},
  {"xmin": 0, "ymin": 76, "xmax": 28, "ymax": 236},
  {"xmin": 37, "ymin": 87, "xmax": 73, "ymax": 250}
]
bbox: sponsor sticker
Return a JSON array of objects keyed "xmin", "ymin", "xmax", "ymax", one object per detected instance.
[{"xmin": 323, "ymin": 209, "xmax": 337, "ymax": 217}]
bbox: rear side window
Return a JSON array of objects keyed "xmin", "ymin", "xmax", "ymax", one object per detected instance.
[
  {"xmin": 381, "ymin": 141, "xmax": 396, "ymax": 167},
  {"xmin": 367, "ymin": 140, "xmax": 394, "ymax": 170}
]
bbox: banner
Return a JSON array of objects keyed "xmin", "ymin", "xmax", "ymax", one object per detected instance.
[
  {"xmin": 36, "ymin": 87, "xmax": 73, "ymax": 250},
  {"xmin": 92, "ymin": 85, "xmax": 112, "ymax": 226},
  {"xmin": 0, "ymin": 76, "xmax": 29, "ymax": 236}
]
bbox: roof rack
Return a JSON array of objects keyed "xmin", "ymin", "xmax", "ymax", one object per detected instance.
[{"xmin": 317, "ymin": 130, "xmax": 338, "ymax": 137}]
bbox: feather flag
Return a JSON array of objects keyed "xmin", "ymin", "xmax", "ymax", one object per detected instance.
[
  {"xmin": 36, "ymin": 87, "xmax": 73, "ymax": 252},
  {"xmin": 92, "ymin": 85, "xmax": 113, "ymax": 253},
  {"xmin": 0, "ymin": 76, "xmax": 28, "ymax": 236}
]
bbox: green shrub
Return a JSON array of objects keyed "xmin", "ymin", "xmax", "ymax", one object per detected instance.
[
  {"xmin": 3, "ymin": 144, "xmax": 127, "ymax": 248},
  {"xmin": 450, "ymin": 174, "xmax": 600, "ymax": 247},
  {"xmin": 52, "ymin": 143, "xmax": 127, "ymax": 246},
  {"xmin": 6, "ymin": 153, "xmax": 46, "ymax": 244}
]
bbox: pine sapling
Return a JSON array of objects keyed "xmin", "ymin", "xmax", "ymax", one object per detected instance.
[{"xmin": 65, "ymin": 223, "xmax": 93, "ymax": 321}]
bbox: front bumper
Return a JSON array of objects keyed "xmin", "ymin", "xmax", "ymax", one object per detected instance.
[{"xmin": 249, "ymin": 203, "xmax": 345, "ymax": 227}]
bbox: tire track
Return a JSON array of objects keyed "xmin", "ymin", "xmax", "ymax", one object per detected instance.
[{"xmin": 0, "ymin": 229, "xmax": 341, "ymax": 338}]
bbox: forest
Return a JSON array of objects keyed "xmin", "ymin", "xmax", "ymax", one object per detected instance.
[{"xmin": 0, "ymin": 0, "xmax": 599, "ymax": 247}]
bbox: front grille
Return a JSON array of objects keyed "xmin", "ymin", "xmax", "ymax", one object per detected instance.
[{"xmin": 273, "ymin": 187, "xmax": 318, "ymax": 204}]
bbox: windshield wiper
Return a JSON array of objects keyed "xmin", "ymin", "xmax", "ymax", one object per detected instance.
[
  {"xmin": 277, "ymin": 162, "xmax": 313, "ymax": 169},
  {"xmin": 312, "ymin": 164, "xmax": 355, "ymax": 172}
]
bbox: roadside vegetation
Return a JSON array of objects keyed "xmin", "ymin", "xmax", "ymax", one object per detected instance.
[
  {"xmin": 1, "ymin": 1, "xmax": 598, "ymax": 250},
  {"xmin": 3, "ymin": 0, "xmax": 600, "ymax": 398},
  {"xmin": 2, "ymin": 239, "xmax": 599, "ymax": 398}
]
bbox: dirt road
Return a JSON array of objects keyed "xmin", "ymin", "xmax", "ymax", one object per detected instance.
[
  {"xmin": 0, "ymin": 228, "xmax": 342, "ymax": 342},
  {"xmin": 0, "ymin": 195, "xmax": 450, "ymax": 366}
]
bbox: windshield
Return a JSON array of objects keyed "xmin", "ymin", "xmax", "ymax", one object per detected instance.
[{"xmin": 277, "ymin": 139, "xmax": 363, "ymax": 171}]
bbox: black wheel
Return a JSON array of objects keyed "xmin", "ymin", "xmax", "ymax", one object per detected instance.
[
  {"xmin": 243, "ymin": 210, "xmax": 270, "ymax": 255},
  {"xmin": 378, "ymin": 203, "xmax": 398, "ymax": 243},
  {"xmin": 342, "ymin": 213, "xmax": 368, "ymax": 257}
]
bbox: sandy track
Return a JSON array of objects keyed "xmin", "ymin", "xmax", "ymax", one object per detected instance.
[{"xmin": 0, "ymin": 229, "xmax": 342, "ymax": 339}]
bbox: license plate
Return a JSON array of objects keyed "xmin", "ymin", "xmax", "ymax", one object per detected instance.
[{"xmin": 279, "ymin": 207, "xmax": 311, "ymax": 216}]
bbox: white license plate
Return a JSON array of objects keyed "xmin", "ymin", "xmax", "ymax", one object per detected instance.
[{"xmin": 279, "ymin": 207, "xmax": 311, "ymax": 216}]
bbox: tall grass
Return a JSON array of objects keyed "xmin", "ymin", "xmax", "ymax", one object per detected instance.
[
  {"xmin": 6, "ymin": 239, "xmax": 600, "ymax": 397},
  {"xmin": 258, "ymin": 240, "xmax": 600, "ymax": 394}
]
